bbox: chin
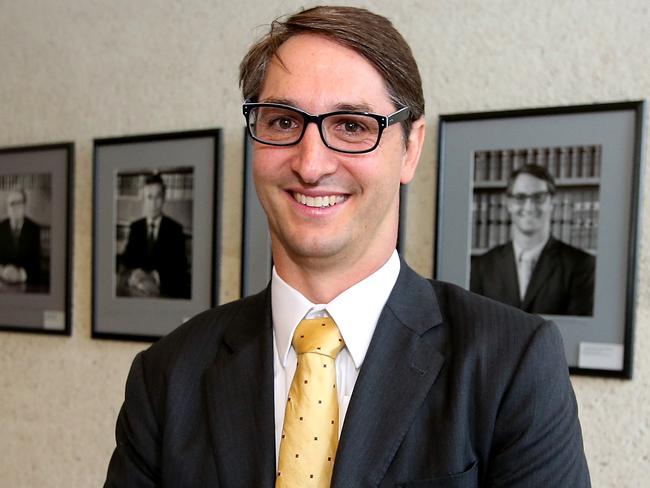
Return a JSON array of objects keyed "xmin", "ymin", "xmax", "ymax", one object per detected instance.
[{"xmin": 283, "ymin": 233, "xmax": 349, "ymax": 261}]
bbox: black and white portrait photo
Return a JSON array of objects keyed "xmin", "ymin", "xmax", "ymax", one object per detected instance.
[
  {"xmin": 0, "ymin": 174, "xmax": 51, "ymax": 294},
  {"xmin": 115, "ymin": 168, "xmax": 193, "ymax": 300},
  {"xmin": 469, "ymin": 146, "xmax": 599, "ymax": 316},
  {"xmin": 93, "ymin": 129, "xmax": 220, "ymax": 340}
]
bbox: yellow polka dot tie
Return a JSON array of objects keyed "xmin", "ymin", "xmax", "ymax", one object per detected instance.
[{"xmin": 276, "ymin": 317, "xmax": 345, "ymax": 487}]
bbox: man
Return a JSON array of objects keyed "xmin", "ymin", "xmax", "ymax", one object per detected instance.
[
  {"xmin": 471, "ymin": 164, "xmax": 595, "ymax": 316},
  {"xmin": 106, "ymin": 6, "xmax": 590, "ymax": 487},
  {"xmin": 119, "ymin": 174, "xmax": 190, "ymax": 299},
  {"xmin": 0, "ymin": 188, "xmax": 42, "ymax": 288}
]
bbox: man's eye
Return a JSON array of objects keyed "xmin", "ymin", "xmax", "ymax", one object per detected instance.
[
  {"xmin": 343, "ymin": 121, "xmax": 363, "ymax": 133},
  {"xmin": 274, "ymin": 117, "xmax": 297, "ymax": 130},
  {"xmin": 262, "ymin": 112, "xmax": 299, "ymax": 129},
  {"xmin": 337, "ymin": 119, "xmax": 369, "ymax": 134}
]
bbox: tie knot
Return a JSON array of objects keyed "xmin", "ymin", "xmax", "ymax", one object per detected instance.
[{"xmin": 292, "ymin": 317, "xmax": 345, "ymax": 358}]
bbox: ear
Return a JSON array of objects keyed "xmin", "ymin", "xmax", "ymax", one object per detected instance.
[{"xmin": 400, "ymin": 117, "xmax": 426, "ymax": 184}]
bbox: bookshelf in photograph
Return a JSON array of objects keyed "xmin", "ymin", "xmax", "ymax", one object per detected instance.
[{"xmin": 471, "ymin": 144, "xmax": 601, "ymax": 256}]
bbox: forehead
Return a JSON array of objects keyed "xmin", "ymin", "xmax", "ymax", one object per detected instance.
[
  {"xmin": 511, "ymin": 173, "xmax": 549, "ymax": 193},
  {"xmin": 6, "ymin": 190, "xmax": 24, "ymax": 202},
  {"xmin": 143, "ymin": 183, "xmax": 163, "ymax": 195},
  {"xmin": 259, "ymin": 34, "xmax": 392, "ymax": 112}
]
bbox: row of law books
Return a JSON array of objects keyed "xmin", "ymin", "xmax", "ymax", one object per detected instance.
[
  {"xmin": 473, "ymin": 144, "xmax": 602, "ymax": 183},
  {"xmin": 472, "ymin": 189, "xmax": 600, "ymax": 254},
  {"xmin": 0, "ymin": 173, "xmax": 51, "ymax": 190},
  {"xmin": 117, "ymin": 172, "xmax": 194, "ymax": 201}
]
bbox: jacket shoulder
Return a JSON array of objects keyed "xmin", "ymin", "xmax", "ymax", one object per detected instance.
[
  {"xmin": 129, "ymin": 217, "xmax": 146, "ymax": 230},
  {"xmin": 552, "ymin": 239, "xmax": 595, "ymax": 262},
  {"xmin": 23, "ymin": 217, "xmax": 40, "ymax": 229},
  {"xmin": 140, "ymin": 289, "xmax": 268, "ymax": 373},
  {"xmin": 429, "ymin": 279, "xmax": 569, "ymax": 398},
  {"xmin": 430, "ymin": 278, "xmax": 551, "ymax": 342},
  {"xmin": 161, "ymin": 215, "xmax": 183, "ymax": 231},
  {"xmin": 473, "ymin": 242, "xmax": 511, "ymax": 262}
]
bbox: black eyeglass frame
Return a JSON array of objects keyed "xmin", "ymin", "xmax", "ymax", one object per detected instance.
[
  {"xmin": 242, "ymin": 101, "xmax": 411, "ymax": 154},
  {"xmin": 506, "ymin": 191, "xmax": 553, "ymax": 205}
]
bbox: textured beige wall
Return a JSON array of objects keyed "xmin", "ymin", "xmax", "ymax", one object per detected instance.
[{"xmin": 0, "ymin": 1, "xmax": 648, "ymax": 486}]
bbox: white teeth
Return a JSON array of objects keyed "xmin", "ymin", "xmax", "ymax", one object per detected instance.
[{"xmin": 293, "ymin": 192, "xmax": 345, "ymax": 208}]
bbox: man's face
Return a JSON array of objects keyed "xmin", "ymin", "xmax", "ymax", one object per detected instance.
[
  {"xmin": 6, "ymin": 190, "xmax": 25, "ymax": 223},
  {"xmin": 507, "ymin": 173, "xmax": 554, "ymax": 237},
  {"xmin": 143, "ymin": 183, "xmax": 164, "ymax": 220},
  {"xmin": 252, "ymin": 34, "xmax": 422, "ymax": 269}
]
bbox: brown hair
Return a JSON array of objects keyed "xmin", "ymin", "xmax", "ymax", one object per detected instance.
[{"xmin": 239, "ymin": 6, "xmax": 424, "ymax": 138}]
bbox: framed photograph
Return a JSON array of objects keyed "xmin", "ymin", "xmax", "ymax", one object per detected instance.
[
  {"xmin": 93, "ymin": 129, "xmax": 222, "ymax": 341},
  {"xmin": 0, "ymin": 143, "xmax": 73, "ymax": 335},
  {"xmin": 435, "ymin": 101, "xmax": 645, "ymax": 378},
  {"xmin": 241, "ymin": 134, "xmax": 273, "ymax": 298},
  {"xmin": 241, "ymin": 133, "xmax": 409, "ymax": 297}
]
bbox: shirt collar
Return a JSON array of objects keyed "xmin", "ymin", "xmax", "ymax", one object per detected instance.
[
  {"xmin": 147, "ymin": 216, "xmax": 162, "ymax": 227},
  {"xmin": 10, "ymin": 219, "xmax": 23, "ymax": 231},
  {"xmin": 272, "ymin": 250, "xmax": 401, "ymax": 369},
  {"xmin": 513, "ymin": 236, "xmax": 548, "ymax": 263}
]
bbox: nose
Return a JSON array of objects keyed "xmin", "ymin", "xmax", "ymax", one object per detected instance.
[
  {"xmin": 290, "ymin": 123, "xmax": 338, "ymax": 184},
  {"xmin": 521, "ymin": 197, "xmax": 537, "ymax": 213}
]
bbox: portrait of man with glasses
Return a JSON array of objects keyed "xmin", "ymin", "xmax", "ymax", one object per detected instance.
[
  {"xmin": 0, "ymin": 186, "xmax": 47, "ymax": 293},
  {"xmin": 471, "ymin": 163, "xmax": 596, "ymax": 316}
]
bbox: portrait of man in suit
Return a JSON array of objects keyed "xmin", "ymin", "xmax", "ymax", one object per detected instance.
[
  {"xmin": 117, "ymin": 174, "xmax": 190, "ymax": 299},
  {"xmin": 106, "ymin": 6, "xmax": 590, "ymax": 487},
  {"xmin": 0, "ymin": 188, "xmax": 43, "ymax": 292},
  {"xmin": 471, "ymin": 164, "xmax": 596, "ymax": 316}
]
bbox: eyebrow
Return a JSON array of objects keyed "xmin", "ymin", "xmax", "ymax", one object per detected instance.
[{"xmin": 258, "ymin": 97, "xmax": 376, "ymax": 114}]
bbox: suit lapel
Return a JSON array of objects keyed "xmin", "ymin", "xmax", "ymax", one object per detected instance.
[
  {"xmin": 204, "ymin": 289, "xmax": 276, "ymax": 487},
  {"xmin": 331, "ymin": 264, "xmax": 445, "ymax": 487},
  {"xmin": 502, "ymin": 243, "xmax": 522, "ymax": 306},
  {"xmin": 153, "ymin": 217, "xmax": 167, "ymax": 250},
  {"xmin": 522, "ymin": 238, "xmax": 557, "ymax": 310}
]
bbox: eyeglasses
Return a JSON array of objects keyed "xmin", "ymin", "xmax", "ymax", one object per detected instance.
[
  {"xmin": 242, "ymin": 101, "xmax": 410, "ymax": 154},
  {"xmin": 507, "ymin": 191, "xmax": 551, "ymax": 206}
]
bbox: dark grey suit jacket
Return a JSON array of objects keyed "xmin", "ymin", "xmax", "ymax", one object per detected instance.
[
  {"xmin": 120, "ymin": 215, "xmax": 190, "ymax": 299},
  {"xmin": 470, "ymin": 237, "xmax": 595, "ymax": 316},
  {"xmin": 0, "ymin": 217, "xmax": 42, "ymax": 285},
  {"xmin": 105, "ymin": 262, "xmax": 590, "ymax": 487}
]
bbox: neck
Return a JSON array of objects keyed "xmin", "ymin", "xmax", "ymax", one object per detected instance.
[
  {"xmin": 272, "ymin": 242, "xmax": 396, "ymax": 304},
  {"xmin": 512, "ymin": 228, "xmax": 550, "ymax": 251}
]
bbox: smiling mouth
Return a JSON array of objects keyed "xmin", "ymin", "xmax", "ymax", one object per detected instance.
[{"xmin": 292, "ymin": 192, "xmax": 346, "ymax": 208}]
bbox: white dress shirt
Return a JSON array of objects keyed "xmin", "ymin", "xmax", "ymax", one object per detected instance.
[{"xmin": 271, "ymin": 250, "xmax": 401, "ymax": 463}]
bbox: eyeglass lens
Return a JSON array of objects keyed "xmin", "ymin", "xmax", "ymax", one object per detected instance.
[
  {"xmin": 509, "ymin": 191, "xmax": 550, "ymax": 205},
  {"xmin": 248, "ymin": 106, "xmax": 381, "ymax": 152}
]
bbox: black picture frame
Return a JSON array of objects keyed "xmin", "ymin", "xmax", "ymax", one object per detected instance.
[
  {"xmin": 240, "ymin": 132, "xmax": 409, "ymax": 298},
  {"xmin": 435, "ymin": 101, "xmax": 646, "ymax": 378},
  {"xmin": 92, "ymin": 129, "xmax": 222, "ymax": 341},
  {"xmin": 0, "ymin": 143, "xmax": 74, "ymax": 335},
  {"xmin": 241, "ymin": 133, "xmax": 273, "ymax": 297}
]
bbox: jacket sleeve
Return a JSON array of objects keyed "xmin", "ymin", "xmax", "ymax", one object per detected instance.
[
  {"xmin": 486, "ymin": 320, "xmax": 591, "ymax": 487},
  {"xmin": 104, "ymin": 352, "xmax": 161, "ymax": 488}
]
